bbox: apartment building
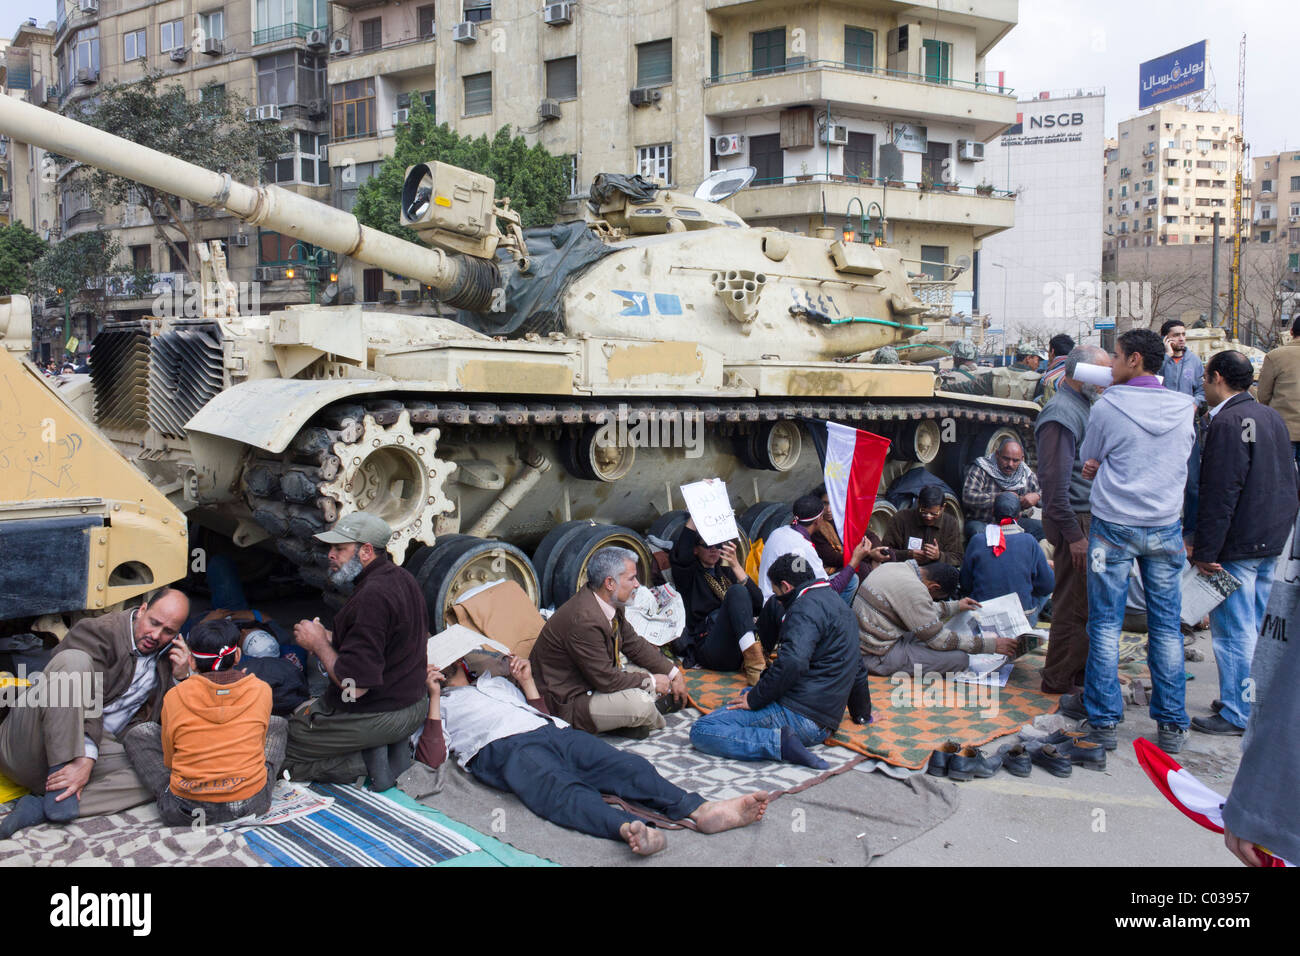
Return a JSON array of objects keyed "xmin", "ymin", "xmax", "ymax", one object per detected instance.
[
  {"xmin": 25, "ymin": 0, "xmax": 335, "ymax": 346},
  {"xmin": 1252, "ymin": 151, "xmax": 1300, "ymax": 250},
  {"xmin": 2, "ymin": 22, "xmax": 60, "ymax": 233},
  {"xmin": 1102, "ymin": 105, "xmax": 1243, "ymax": 255},
  {"xmin": 326, "ymin": 0, "xmax": 1020, "ymax": 304}
]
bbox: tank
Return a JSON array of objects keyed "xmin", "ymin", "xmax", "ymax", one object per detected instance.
[{"xmin": 0, "ymin": 95, "xmax": 1038, "ymax": 628}]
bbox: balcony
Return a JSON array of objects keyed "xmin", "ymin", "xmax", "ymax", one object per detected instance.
[
  {"xmin": 704, "ymin": 60, "xmax": 1017, "ymax": 141},
  {"xmin": 327, "ymin": 35, "xmax": 436, "ymax": 84},
  {"xmin": 254, "ymin": 22, "xmax": 315, "ymax": 46},
  {"xmin": 726, "ymin": 175, "xmax": 1016, "ymax": 240}
]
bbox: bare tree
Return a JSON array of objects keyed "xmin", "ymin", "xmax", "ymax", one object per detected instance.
[{"xmin": 1238, "ymin": 244, "xmax": 1297, "ymax": 350}]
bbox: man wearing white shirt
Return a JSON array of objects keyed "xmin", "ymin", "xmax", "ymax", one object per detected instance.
[
  {"xmin": 757, "ymin": 495, "xmax": 869, "ymax": 604},
  {"xmin": 415, "ymin": 647, "xmax": 769, "ymax": 856}
]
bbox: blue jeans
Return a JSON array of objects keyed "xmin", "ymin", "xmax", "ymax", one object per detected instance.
[
  {"xmin": 689, "ymin": 700, "xmax": 828, "ymax": 763},
  {"xmin": 1208, "ymin": 557, "xmax": 1276, "ymax": 729},
  {"xmin": 1084, "ymin": 516, "xmax": 1188, "ymax": 728},
  {"xmin": 838, "ymin": 573, "xmax": 859, "ymax": 607}
]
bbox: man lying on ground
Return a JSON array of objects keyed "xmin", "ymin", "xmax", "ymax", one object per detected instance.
[
  {"xmin": 415, "ymin": 644, "xmax": 769, "ymax": 857},
  {"xmin": 690, "ymin": 554, "xmax": 872, "ymax": 770},
  {"xmin": 0, "ymin": 589, "xmax": 191, "ymax": 839},
  {"xmin": 670, "ymin": 518, "xmax": 765, "ymax": 683}
]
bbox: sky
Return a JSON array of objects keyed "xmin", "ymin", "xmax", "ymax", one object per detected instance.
[{"xmin": 2, "ymin": 0, "xmax": 1296, "ymax": 155}]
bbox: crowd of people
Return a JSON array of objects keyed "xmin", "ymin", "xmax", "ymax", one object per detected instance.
[{"xmin": 3, "ymin": 322, "xmax": 1298, "ymax": 866}]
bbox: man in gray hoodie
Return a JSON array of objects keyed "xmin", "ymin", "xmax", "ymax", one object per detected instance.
[{"xmin": 1061, "ymin": 328, "xmax": 1196, "ymax": 754}]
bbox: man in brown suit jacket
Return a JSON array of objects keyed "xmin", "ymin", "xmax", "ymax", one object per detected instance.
[
  {"xmin": 530, "ymin": 547, "xmax": 686, "ymax": 737},
  {"xmin": 0, "ymin": 589, "xmax": 190, "ymax": 838}
]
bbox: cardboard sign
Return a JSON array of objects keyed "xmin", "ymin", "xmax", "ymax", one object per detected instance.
[{"xmin": 679, "ymin": 478, "xmax": 739, "ymax": 546}]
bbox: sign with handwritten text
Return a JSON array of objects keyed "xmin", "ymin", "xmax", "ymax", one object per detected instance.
[{"xmin": 679, "ymin": 478, "xmax": 738, "ymax": 546}]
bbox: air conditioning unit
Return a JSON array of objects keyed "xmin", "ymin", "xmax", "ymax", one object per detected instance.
[
  {"xmin": 76, "ymin": 68, "xmax": 98, "ymax": 85},
  {"xmin": 714, "ymin": 133, "xmax": 745, "ymax": 156},
  {"xmin": 424, "ymin": 24, "xmax": 436, "ymax": 39},
  {"xmin": 251, "ymin": 104, "xmax": 282, "ymax": 122},
  {"xmin": 379, "ymin": 290, "xmax": 398, "ymax": 304},
  {"xmin": 330, "ymin": 36, "xmax": 350, "ymax": 55},
  {"xmin": 453, "ymin": 21, "xmax": 478, "ymax": 44},
  {"xmin": 785, "ymin": 56, "xmax": 807, "ymax": 69},
  {"xmin": 202, "ymin": 37, "xmax": 223, "ymax": 56},
  {"xmin": 819, "ymin": 124, "xmax": 849, "ymax": 146},
  {"xmin": 957, "ymin": 139, "xmax": 985, "ymax": 162},
  {"xmin": 1291, "ymin": 216, "xmax": 1300, "ymax": 224},
  {"xmin": 307, "ymin": 99, "xmax": 327, "ymax": 118},
  {"xmin": 150, "ymin": 200, "xmax": 170, "ymax": 219},
  {"xmin": 393, "ymin": 108, "xmax": 410, "ymax": 126},
  {"xmin": 306, "ymin": 29, "xmax": 327, "ymax": 49},
  {"xmin": 78, "ymin": 0, "xmax": 98, "ymax": 12},
  {"xmin": 230, "ymin": 234, "xmax": 250, "ymax": 247},
  {"xmin": 538, "ymin": 99, "xmax": 561, "ymax": 121},
  {"xmin": 169, "ymin": 47, "xmax": 188, "ymax": 63},
  {"xmin": 543, "ymin": 2, "xmax": 574, "ymax": 25},
  {"xmin": 254, "ymin": 266, "xmax": 277, "ymax": 282},
  {"xmin": 629, "ymin": 87, "xmax": 662, "ymax": 107},
  {"xmin": 887, "ymin": 24, "xmax": 913, "ymax": 54}
]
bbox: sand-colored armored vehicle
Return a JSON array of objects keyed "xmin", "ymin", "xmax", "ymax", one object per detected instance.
[{"xmin": 0, "ymin": 96, "xmax": 1037, "ymax": 627}]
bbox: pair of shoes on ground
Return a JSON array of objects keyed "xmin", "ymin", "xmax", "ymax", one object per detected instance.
[
  {"xmin": 1057, "ymin": 693, "xmax": 1190, "ymax": 754},
  {"xmin": 927, "ymin": 741, "xmax": 1003, "ymax": 781},
  {"xmin": 1023, "ymin": 732, "xmax": 1108, "ymax": 777},
  {"xmin": 1191, "ymin": 702, "xmax": 1244, "ymax": 736}
]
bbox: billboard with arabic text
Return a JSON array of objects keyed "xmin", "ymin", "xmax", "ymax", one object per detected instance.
[{"xmin": 1138, "ymin": 41, "xmax": 1207, "ymax": 109}]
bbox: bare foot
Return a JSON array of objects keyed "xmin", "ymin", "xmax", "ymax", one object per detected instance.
[
  {"xmin": 620, "ymin": 820, "xmax": 667, "ymax": 856},
  {"xmin": 690, "ymin": 791, "xmax": 771, "ymax": 834}
]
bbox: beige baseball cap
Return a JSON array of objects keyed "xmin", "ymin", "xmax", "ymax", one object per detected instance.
[{"xmin": 315, "ymin": 512, "xmax": 394, "ymax": 547}]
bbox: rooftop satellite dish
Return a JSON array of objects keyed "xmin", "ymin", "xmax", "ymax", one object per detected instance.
[
  {"xmin": 694, "ymin": 166, "xmax": 756, "ymax": 202},
  {"xmin": 955, "ymin": 254, "xmax": 972, "ymax": 271}
]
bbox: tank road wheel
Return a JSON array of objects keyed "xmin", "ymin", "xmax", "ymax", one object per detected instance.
[
  {"xmin": 644, "ymin": 510, "xmax": 752, "ymax": 567},
  {"xmin": 317, "ymin": 410, "xmax": 457, "ymax": 562},
  {"xmin": 738, "ymin": 501, "xmax": 794, "ymax": 545},
  {"xmin": 537, "ymin": 522, "xmax": 653, "ymax": 608},
  {"xmin": 739, "ymin": 420, "xmax": 802, "ymax": 471},
  {"xmin": 898, "ymin": 419, "xmax": 943, "ymax": 465},
  {"xmin": 869, "ymin": 499, "xmax": 898, "ymax": 542},
  {"xmin": 560, "ymin": 423, "xmax": 636, "ymax": 482},
  {"xmin": 977, "ymin": 425, "xmax": 1023, "ymax": 460},
  {"xmin": 942, "ymin": 492, "xmax": 964, "ymax": 529},
  {"xmin": 413, "ymin": 535, "xmax": 541, "ymax": 633}
]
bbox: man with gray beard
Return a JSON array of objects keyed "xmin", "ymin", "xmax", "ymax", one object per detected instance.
[
  {"xmin": 1034, "ymin": 345, "xmax": 1112, "ymax": 695},
  {"xmin": 285, "ymin": 513, "xmax": 428, "ymax": 790}
]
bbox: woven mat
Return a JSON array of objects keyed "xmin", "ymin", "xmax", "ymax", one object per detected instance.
[
  {"xmin": 242, "ymin": 783, "xmax": 481, "ymax": 867},
  {"xmin": 685, "ymin": 651, "xmax": 1061, "ymax": 771}
]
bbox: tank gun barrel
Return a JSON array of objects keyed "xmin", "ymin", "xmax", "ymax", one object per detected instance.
[{"xmin": 0, "ymin": 95, "xmax": 498, "ymax": 309}]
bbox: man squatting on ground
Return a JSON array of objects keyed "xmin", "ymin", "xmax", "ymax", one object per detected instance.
[
  {"xmin": 690, "ymin": 554, "xmax": 872, "ymax": 771},
  {"xmin": 415, "ymin": 639, "xmax": 769, "ymax": 857},
  {"xmin": 0, "ymin": 589, "xmax": 192, "ymax": 838}
]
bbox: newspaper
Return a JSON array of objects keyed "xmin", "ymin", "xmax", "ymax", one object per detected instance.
[
  {"xmin": 952, "ymin": 655, "xmax": 1014, "ymax": 688},
  {"xmin": 623, "ymin": 584, "xmax": 686, "ymax": 646},
  {"xmin": 222, "ymin": 778, "xmax": 334, "ymax": 830},
  {"xmin": 1180, "ymin": 564, "xmax": 1241, "ymax": 626},
  {"xmin": 951, "ymin": 592, "xmax": 1034, "ymax": 640}
]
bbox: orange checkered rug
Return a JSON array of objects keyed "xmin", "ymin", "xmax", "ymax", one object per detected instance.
[{"xmin": 685, "ymin": 649, "xmax": 1061, "ymax": 771}]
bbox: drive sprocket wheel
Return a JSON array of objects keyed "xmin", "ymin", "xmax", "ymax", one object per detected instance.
[{"xmin": 317, "ymin": 410, "xmax": 457, "ymax": 561}]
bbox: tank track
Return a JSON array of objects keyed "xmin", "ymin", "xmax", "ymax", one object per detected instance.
[{"xmin": 239, "ymin": 396, "xmax": 1038, "ymax": 597}]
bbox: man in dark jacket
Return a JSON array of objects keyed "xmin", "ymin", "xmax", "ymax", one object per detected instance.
[
  {"xmin": 960, "ymin": 492, "xmax": 1054, "ymax": 620},
  {"xmin": 1191, "ymin": 350, "xmax": 1299, "ymax": 736},
  {"xmin": 669, "ymin": 520, "xmax": 765, "ymax": 682},
  {"xmin": 689, "ymin": 553, "xmax": 872, "ymax": 770}
]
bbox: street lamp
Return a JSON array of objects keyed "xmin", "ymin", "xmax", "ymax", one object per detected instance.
[{"xmin": 285, "ymin": 242, "xmax": 334, "ymax": 304}]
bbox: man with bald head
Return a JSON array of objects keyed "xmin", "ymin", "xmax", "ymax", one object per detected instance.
[
  {"xmin": 961, "ymin": 437, "xmax": 1043, "ymax": 541},
  {"xmin": 0, "ymin": 588, "xmax": 192, "ymax": 837},
  {"xmin": 1035, "ymin": 345, "xmax": 1112, "ymax": 694}
]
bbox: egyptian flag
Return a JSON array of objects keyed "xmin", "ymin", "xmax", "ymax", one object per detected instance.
[
  {"xmin": 803, "ymin": 420, "xmax": 890, "ymax": 568},
  {"xmin": 1134, "ymin": 738, "xmax": 1291, "ymax": 866}
]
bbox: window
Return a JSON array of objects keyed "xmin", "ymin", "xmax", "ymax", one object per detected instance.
[
  {"xmin": 844, "ymin": 132, "xmax": 875, "ymax": 181},
  {"xmin": 919, "ymin": 245, "xmax": 947, "ymax": 281},
  {"xmin": 124, "ymin": 29, "xmax": 146, "ymax": 61},
  {"xmin": 463, "ymin": 72, "xmax": 491, "ymax": 116},
  {"xmin": 1292, "ymin": 176, "xmax": 1300, "ymax": 191},
  {"xmin": 333, "ymin": 79, "xmax": 376, "ymax": 137},
  {"xmin": 1262, "ymin": 179, "xmax": 1274, "ymax": 193},
  {"xmin": 72, "ymin": 26, "xmax": 99, "ymax": 76},
  {"xmin": 361, "ymin": 18, "xmax": 382, "ymax": 51},
  {"xmin": 258, "ymin": 230, "xmax": 327, "ymax": 265},
  {"xmin": 923, "ymin": 141, "xmax": 950, "ymax": 184},
  {"xmin": 397, "ymin": 90, "xmax": 435, "ymax": 119},
  {"xmin": 200, "ymin": 83, "xmax": 226, "ymax": 114},
  {"xmin": 636, "ymin": 39, "xmax": 672, "ymax": 87},
  {"xmin": 710, "ymin": 33, "xmax": 721, "ymax": 82},
  {"xmin": 363, "ymin": 268, "xmax": 384, "ymax": 302},
  {"xmin": 845, "ymin": 27, "xmax": 874, "ymax": 72},
  {"xmin": 566, "ymin": 154, "xmax": 580, "ymax": 197},
  {"xmin": 160, "ymin": 19, "xmax": 185, "ymax": 52},
  {"xmin": 168, "ymin": 241, "xmax": 190, "ymax": 273},
  {"xmin": 752, "ymin": 29, "xmax": 784, "ymax": 77},
  {"xmin": 418, "ymin": 5, "xmax": 436, "ymax": 37},
  {"xmin": 463, "ymin": 0, "xmax": 491, "ymax": 22},
  {"xmin": 748, "ymin": 133, "xmax": 782, "ymax": 183},
  {"xmin": 637, "ymin": 143, "xmax": 673, "ymax": 185},
  {"xmin": 263, "ymin": 131, "xmax": 330, "ymax": 185},
  {"xmin": 1260, "ymin": 230, "xmax": 1271, "ymax": 243},
  {"xmin": 200, "ymin": 10, "xmax": 224, "ymax": 42},
  {"xmin": 131, "ymin": 244, "xmax": 151, "ymax": 272},
  {"xmin": 1291, "ymin": 254, "xmax": 1299, "ymax": 270},
  {"xmin": 546, "ymin": 56, "xmax": 577, "ymax": 102},
  {"xmin": 922, "ymin": 38, "xmax": 951, "ymax": 84},
  {"xmin": 1291, "ymin": 204, "xmax": 1300, "ymax": 218},
  {"xmin": 258, "ymin": 51, "xmax": 324, "ymax": 106}
]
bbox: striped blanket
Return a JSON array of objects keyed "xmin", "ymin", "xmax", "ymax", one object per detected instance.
[{"xmin": 242, "ymin": 784, "xmax": 480, "ymax": 867}]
